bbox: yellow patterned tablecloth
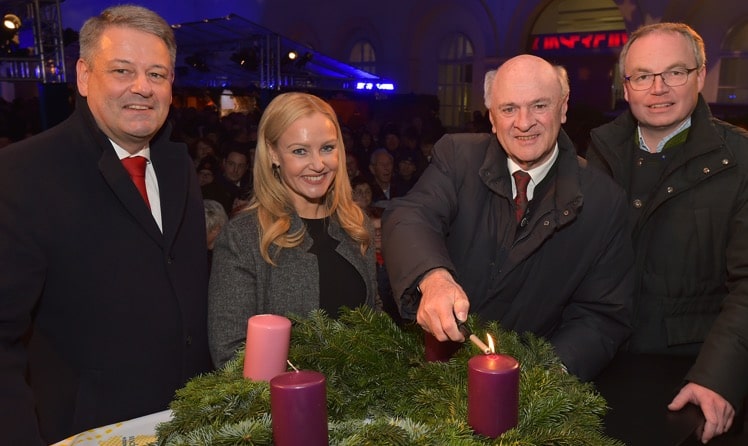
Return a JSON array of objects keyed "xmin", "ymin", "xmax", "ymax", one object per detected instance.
[{"xmin": 50, "ymin": 410, "xmax": 172, "ymax": 446}]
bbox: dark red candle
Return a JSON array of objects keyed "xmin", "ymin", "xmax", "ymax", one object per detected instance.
[
  {"xmin": 467, "ymin": 353, "xmax": 520, "ymax": 438},
  {"xmin": 270, "ymin": 370, "xmax": 328, "ymax": 446},
  {"xmin": 424, "ymin": 331, "xmax": 462, "ymax": 362}
]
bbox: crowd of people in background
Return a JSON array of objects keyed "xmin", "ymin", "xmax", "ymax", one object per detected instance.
[
  {"xmin": 1, "ymin": 88, "xmax": 450, "ymax": 277},
  {"xmin": 159, "ymin": 96, "xmax": 448, "ymax": 219},
  {"xmin": 167, "ymin": 97, "xmax": 448, "ymax": 326},
  {"xmin": 3, "ymin": 7, "xmax": 748, "ymax": 443}
]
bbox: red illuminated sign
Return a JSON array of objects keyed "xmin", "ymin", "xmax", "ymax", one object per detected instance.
[{"xmin": 531, "ymin": 31, "xmax": 628, "ymax": 53}]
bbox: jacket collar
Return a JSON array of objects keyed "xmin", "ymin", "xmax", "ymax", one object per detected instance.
[
  {"xmin": 480, "ymin": 128, "xmax": 584, "ymax": 218},
  {"xmin": 592, "ymin": 94, "xmax": 727, "ymax": 182},
  {"xmin": 74, "ymin": 94, "xmax": 183, "ymax": 246},
  {"xmin": 74, "ymin": 94, "xmax": 174, "ymax": 156},
  {"xmin": 672, "ymin": 95, "xmax": 725, "ymax": 161}
]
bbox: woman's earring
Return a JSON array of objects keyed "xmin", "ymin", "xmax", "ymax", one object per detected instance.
[{"xmin": 272, "ymin": 163, "xmax": 281, "ymax": 180}]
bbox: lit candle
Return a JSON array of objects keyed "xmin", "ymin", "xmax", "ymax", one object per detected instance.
[
  {"xmin": 424, "ymin": 331, "xmax": 462, "ymax": 362},
  {"xmin": 243, "ymin": 314, "xmax": 292, "ymax": 381},
  {"xmin": 467, "ymin": 335, "xmax": 520, "ymax": 438},
  {"xmin": 270, "ymin": 370, "xmax": 328, "ymax": 446}
]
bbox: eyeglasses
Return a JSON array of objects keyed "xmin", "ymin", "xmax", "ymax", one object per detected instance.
[{"xmin": 624, "ymin": 66, "xmax": 701, "ymax": 91}]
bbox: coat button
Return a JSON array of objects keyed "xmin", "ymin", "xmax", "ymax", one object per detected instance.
[
  {"xmin": 666, "ymin": 186, "xmax": 674, "ymax": 193},
  {"xmin": 562, "ymin": 210, "xmax": 570, "ymax": 216},
  {"xmin": 633, "ymin": 199, "xmax": 643, "ymax": 208},
  {"xmin": 722, "ymin": 159, "xmax": 730, "ymax": 165},
  {"xmin": 703, "ymin": 167, "xmax": 710, "ymax": 174},
  {"xmin": 636, "ymin": 157, "xmax": 644, "ymax": 167}
]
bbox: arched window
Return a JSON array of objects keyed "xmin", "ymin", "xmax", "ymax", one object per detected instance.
[
  {"xmin": 349, "ymin": 40, "xmax": 376, "ymax": 74},
  {"xmin": 437, "ymin": 33, "xmax": 474, "ymax": 131},
  {"xmin": 718, "ymin": 21, "xmax": 748, "ymax": 104}
]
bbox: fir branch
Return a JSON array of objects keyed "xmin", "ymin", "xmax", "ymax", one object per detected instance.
[{"xmin": 157, "ymin": 307, "xmax": 622, "ymax": 446}]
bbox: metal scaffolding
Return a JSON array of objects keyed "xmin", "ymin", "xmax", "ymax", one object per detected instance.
[
  {"xmin": 170, "ymin": 14, "xmax": 385, "ymax": 92},
  {"xmin": 0, "ymin": 0, "xmax": 66, "ymax": 83}
]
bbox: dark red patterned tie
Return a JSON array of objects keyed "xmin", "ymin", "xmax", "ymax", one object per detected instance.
[
  {"xmin": 513, "ymin": 170, "xmax": 531, "ymax": 223},
  {"xmin": 121, "ymin": 156, "xmax": 150, "ymax": 209}
]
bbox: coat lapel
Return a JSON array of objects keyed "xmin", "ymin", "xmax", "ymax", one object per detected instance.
[
  {"xmin": 151, "ymin": 139, "xmax": 190, "ymax": 249},
  {"xmin": 98, "ymin": 144, "xmax": 164, "ymax": 245}
]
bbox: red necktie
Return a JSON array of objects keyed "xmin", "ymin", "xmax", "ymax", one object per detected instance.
[
  {"xmin": 121, "ymin": 156, "xmax": 150, "ymax": 208},
  {"xmin": 513, "ymin": 170, "xmax": 531, "ymax": 223}
]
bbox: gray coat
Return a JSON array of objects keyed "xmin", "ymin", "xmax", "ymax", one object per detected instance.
[{"xmin": 208, "ymin": 209, "xmax": 378, "ymax": 366}]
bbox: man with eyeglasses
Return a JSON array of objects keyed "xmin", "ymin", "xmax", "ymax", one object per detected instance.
[{"xmin": 587, "ymin": 22, "xmax": 748, "ymax": 443}]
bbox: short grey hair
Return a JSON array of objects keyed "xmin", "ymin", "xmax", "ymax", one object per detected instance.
[
  {"xmin": 204, "ymin": 199, "xmax": 228, "ymax": 233},
  {"xmin": 555, "ymin": 64, "xmax": 570, "ymax": 99},
  {"xmin": 483, "ymin": 69, "xmax": 497, "ymax": 109},
  {"xmin": 369, "ymin": 147, "xmax": 394, "ymax": 166},
  {"xmin": 483, "ymin": 63, "xmax": 569, "ymax": 109},
  {"xmin": 79, "ymin": 4, "xmax": 176, "ymax": 68}
]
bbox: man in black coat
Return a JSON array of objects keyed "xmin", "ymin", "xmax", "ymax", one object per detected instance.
[
  {"xmin": 383, "ymin": 55, "xmax": 634, "ymax": 381},
  {"xmin": 0, "ymin": 5, "xmax": 212, "ymax": 444}
]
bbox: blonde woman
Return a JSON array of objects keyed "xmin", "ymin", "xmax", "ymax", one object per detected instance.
[{"xmin": 208, "ymin": 92, "xmax": 379, "ymax": 367}]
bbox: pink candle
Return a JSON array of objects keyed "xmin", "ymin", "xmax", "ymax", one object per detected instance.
[
  {"xmin": 270, "ymin": 370, "xmax": 328, "ymax": 446},
  {"xmin": 467, "ymin": 353, "xmax": 520, "ymax": 438},
  {"xmin": 424, "ymin": 331, "xmax": 462, "ymax": 362},
  {"xmin": 243, "ymin": 314, "xmax": 292, "ymax": 381}
]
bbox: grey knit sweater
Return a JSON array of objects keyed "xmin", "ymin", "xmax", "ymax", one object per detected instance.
[{"xmin": 208, "ymin": 209, "xmax": 379, "ymax": 367}]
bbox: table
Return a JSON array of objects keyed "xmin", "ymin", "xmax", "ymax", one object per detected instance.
[
  {"xmin": 51, "ymin": 410, "xmax": 172, "ymax": 446},
  {"xmin": 595, "ymin": 352, "xmax": 747, "ymax": 445}
]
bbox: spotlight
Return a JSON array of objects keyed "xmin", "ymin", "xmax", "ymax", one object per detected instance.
[
  {"xmin": 3, "ymin": 14, "xmax": 21, "ymax": 31},
  {"xmin": 1, "ymin": 13, "xmax": 22, "ymax": 55},
  {"xmin": 185, "ymin": 53, "xmax": 209, "ymax": 73},
  {"xmin": 283, "ymin": 51, "xmax": 312, "ymax": 70},
  {"xmin": 295, "ymin": 52, "xmax": 313, "ymax": 69},
  {"xmin": 230, "ymin": 47, "xmax": 258, "ymax": 71}
]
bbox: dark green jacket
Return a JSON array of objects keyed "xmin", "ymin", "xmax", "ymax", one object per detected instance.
[{"xmin": 587, "ymin": 95, "xmax": 748, "ymax": 409}]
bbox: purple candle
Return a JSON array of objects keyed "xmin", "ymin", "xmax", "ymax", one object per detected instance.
[
  {"xmin": 467, "ymin": 353, "xmax": 520, "ymax": 438},
  {"xmin": 270, "ymin": 370, "xmax": 328, "ymax": 446},
  {"xmin": 424, "ymin": 331, "xmax": 462, "ymax": 362},
  {"xmin": 243, "ymin": 314, "xmax": 291, "ymax": 381}
]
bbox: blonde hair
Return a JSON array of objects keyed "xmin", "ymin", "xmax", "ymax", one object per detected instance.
[{"xmin": 249, "ymin": 92, "xmax": 370, "ymax": 264}]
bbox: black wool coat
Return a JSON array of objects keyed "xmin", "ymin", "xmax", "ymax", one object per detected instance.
[{"xmin": 0, "ymin": 97, "xmax": 213, "ymax": 444}]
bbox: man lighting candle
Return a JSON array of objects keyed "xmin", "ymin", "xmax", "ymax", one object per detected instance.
[{"xmin": 383, "ymin": 54, "xmax": 634, "ymax": 381}]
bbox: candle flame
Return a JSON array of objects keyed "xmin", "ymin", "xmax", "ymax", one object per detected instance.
[{"xmin": 486, "ymin": 334, "xmax": 495, "ymax": 354}]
